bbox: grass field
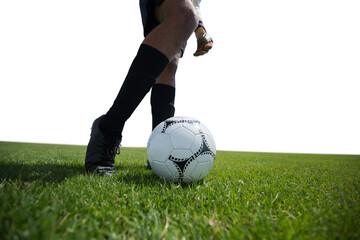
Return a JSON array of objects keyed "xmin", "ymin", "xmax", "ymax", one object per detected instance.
[{"xmin": 0, "ymin": 141, "xmax": 359, "ymax": 239}]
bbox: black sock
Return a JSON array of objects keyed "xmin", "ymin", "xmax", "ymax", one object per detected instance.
[
  {"xmin": 100, "ymin": 44, "xmax": 169, "ymax": 136},
  {"xmin": 151, "ymin": 84, "xmax": 176, "ymax": 130}
]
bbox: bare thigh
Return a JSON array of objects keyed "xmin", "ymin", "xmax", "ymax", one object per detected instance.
[{"xmin": 143, "ymin": 0, "xmax": 198, "ymax": 60}]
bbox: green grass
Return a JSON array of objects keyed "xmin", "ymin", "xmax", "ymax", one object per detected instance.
[{"xmin": 0, "ymin": 141, "xmax": 359, "ymax": 240}]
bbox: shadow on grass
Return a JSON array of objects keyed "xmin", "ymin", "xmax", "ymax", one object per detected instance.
[
  {"xmin": 0, "ymin": 161, "xmax": 199, "ymax": 188},
  {"xmin": 0, "ymin": 160, "xmax": 161, "ymax": 186},
  {"xmin": 0, "ymin": 162, "xmax": 84, "ymax": 183}
]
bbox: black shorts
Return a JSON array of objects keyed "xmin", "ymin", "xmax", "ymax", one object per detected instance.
[{"xmin": 139, "ymin": 0, "xmax": 186, "ymax": 56}]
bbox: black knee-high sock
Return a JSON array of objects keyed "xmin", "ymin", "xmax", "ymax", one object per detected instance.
[
  {"xmin": 151, "ymin": 84, "xmax": 176, "ymax": 130},
  {"xmin": 100, "ymin": 44, "xmax": 169, "ymax": 136}
]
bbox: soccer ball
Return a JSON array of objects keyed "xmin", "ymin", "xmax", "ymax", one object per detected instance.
[{"xmin": 147, "ymin": 116, "xmax": 216, "ymax": 183}]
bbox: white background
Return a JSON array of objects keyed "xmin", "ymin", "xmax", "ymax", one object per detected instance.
[{"xmin": 1, "ymin": 0, "xmax": 359, "ymax": 154}]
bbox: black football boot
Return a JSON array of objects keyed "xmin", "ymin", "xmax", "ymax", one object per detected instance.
[{"xmin": 85, "ymin": 115, "xmax": 122, "ymax": 176}]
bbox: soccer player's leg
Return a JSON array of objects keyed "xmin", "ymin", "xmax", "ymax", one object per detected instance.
[
  {"xmin": 151, "ymin": 52, "xmax": 180, "ymax": 129},
  {"xmin": 85, "ymin": 43, "xmax": 169, "ymax": 175},
  {"xmin": 147, "ymin": 52, "xmax": 180, "ymax": 169},
  {"xmin": 85, "ymin": 0, "xmax": 197, "ymax": 175}
]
